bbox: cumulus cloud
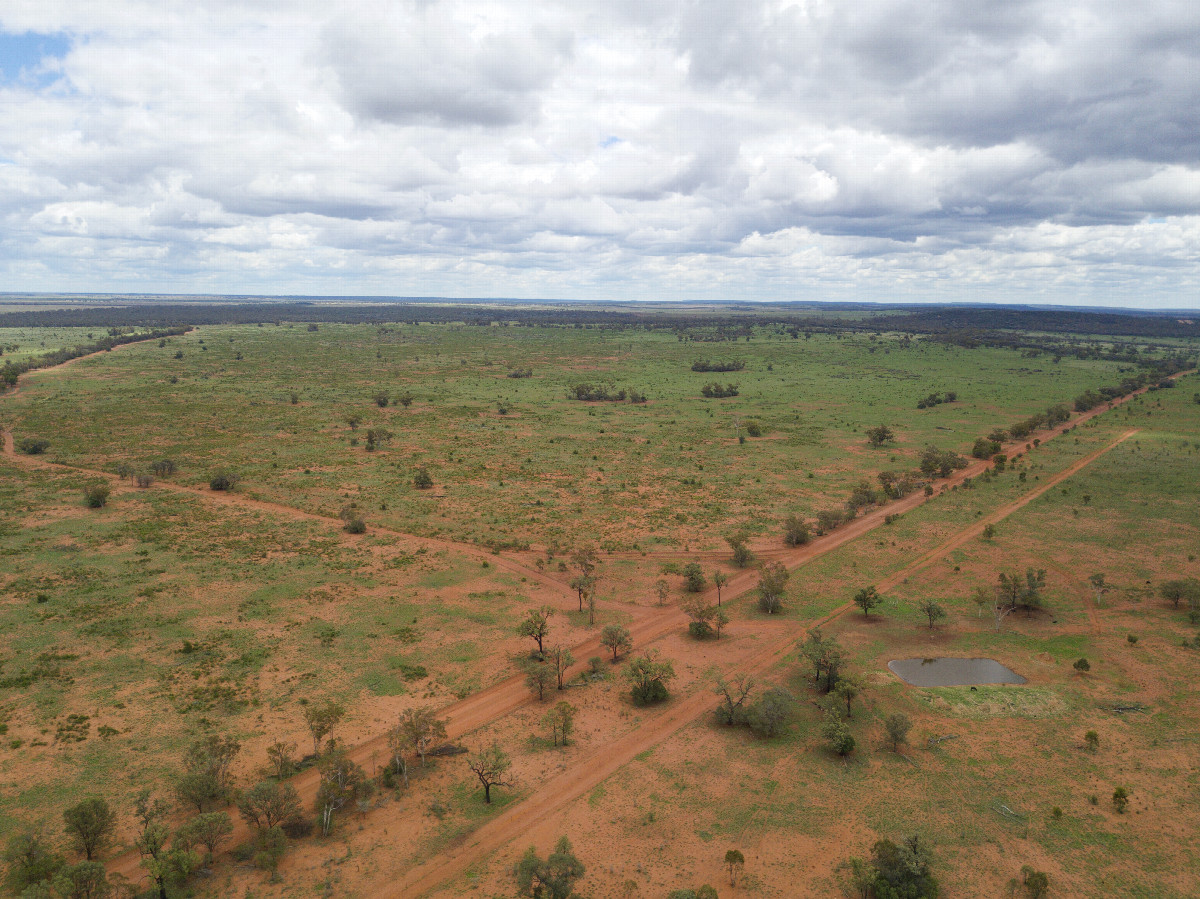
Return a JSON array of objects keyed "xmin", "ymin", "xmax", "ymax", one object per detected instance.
[{"xmin": 0, "ymin": 0, "xmax": 1196, "ymax": 305}]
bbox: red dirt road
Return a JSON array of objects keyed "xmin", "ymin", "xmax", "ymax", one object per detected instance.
[{"xmin": 381, "ymin": 428, "xmax": 1143, "ymax": 898}]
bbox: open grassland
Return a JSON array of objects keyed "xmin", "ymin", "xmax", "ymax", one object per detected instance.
[
  {"xmin": 0, "ymin": 328, "xmax": 127, "ymax": 365},
  {"xmin": 0, "ymin": 323, "xmax": 1149, "ymax": 553},
  {"xmin": 0, "ymin": 455, "xmax": 589, "ymax": 847},
  {"xmin": 0, "ymin": 320, "xmax": 1195, "ymax": 899},
  {"xmin": 448, "ymin": 377, "xmax": 1198, "ymax": 899}
]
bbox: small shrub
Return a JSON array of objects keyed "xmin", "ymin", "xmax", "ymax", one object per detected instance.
[
  {"xmin": 83, "ymin": 484, "xmax": 110, "ymax": 508},
  {"xmin": 688, "ymin": 621, "xmax": 713, "ymax": 640},
  {"xmin": 150, "ymin": 459, "xmax": 177, "ymax": 477},
  {"xmin": 413, "ymin": 467, "xmax": 433, "ymax": 489},
  {"xmin": 1073, "ymin": 657, "xmax": 1090, "ymax": 673},
  {"xmin": 17, "ymin": 437, "xmax": 50, "ymax": 455},
  {"xmin": 567, "ymin": 382, "xmax": 626, "ymax": 402},
  {"xmin": 209, "ymin": 471, "xmax": 240, "ymax": 491},
  {"xmin": 700, "ymin": 382, "xmax": 739, "ymax": 398},
  {"xmin": 1112, "ymin": 786, "xmax": 1129, "ymax": 813},
  {"xmin": 682, "ymin": 562, "xmax": 706, "ymax": 593},
  {"xmin": 631, "ymin": 680, "xmax": 669, "ymax": 706},
  {"xmin": 344, "ymin": 517, "xmax": 366, "ymax": 534}
]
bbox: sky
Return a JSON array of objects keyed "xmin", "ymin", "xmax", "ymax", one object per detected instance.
[{"xmin": 1, "ymin": 1, "xmax": 1198, "ymax": 308}]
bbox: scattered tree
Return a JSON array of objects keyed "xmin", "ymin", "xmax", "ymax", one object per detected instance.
[
  {"xmin": 783, "ymin": 515, "xmax": 811, "ymax": 546},
  {"xmin": 542, "ymin": 701, "xmax": 577, "ymax": 747},
  {"xmin": 918, "ymin": 599, "xmax": 947, "ymax": 629},
  {"xmin": 569, "ymin": 575, "xmax": 595, "ymax": 614},
  {"xmin": 3, "ymin": 832, "xmax": 63, "ymax": 894},
  {"xmin": 746, "ymin": 687, "xmax": 795, "ymax": 737},
  {"xmin": 625, "ymin": 652, "xmax": 676, "ymax": 706},
  {"xmin": 725, "ymin": 848, "xmax": 745, "ymax": 887},
  {"xmin": 315, "ymin": 743, "xmax": 369, "ymax": 835},
  {"xmin": 48, "ymin": 861, "xmax": 111, "ymax": 899},
  {"xmin": 175, "ymin": 813, "xmax": 232, "ymax": 864},
  {"xmin": 1021, "ymin": 865, "xmax": 1050, "ymax": 899},
  {"xmin": 134, "ymin": 791, "xmax": 198, "ymax": 899},
  {"xmin": 265, "ymin": 740, "xmax": 298, "ymax": 779},
  {"xmin": 681, "ymin": 594, "xmax": 720, "ymax": 639},
  {"xmin": 1160, "ymin": 577, "xmax": 1200, "ymax": 610},
  {"xmin": 252, "ymin": 825, "xmax": 288, "ymax": 877},
  {"xmin": 208, "ymin": 470, "xmax": 239, "ymax": 491},
  {"xmin": 998, "ymin": 568, "xmax": 1047, "ymax": 618},
  {"xmin": 82, "ymin": 484, "xmax": 110, "ymax": 508},
  {"xmin": 655, "ymin": 578, "xmax": 671, "ymax": 606},
  {"xmin": 800, "ymin": 630, "xmax": 847, "ymax": 693},
  {"xmin": 467, "ymin": 743, "xmax": 512, "ymax": 804},
  {"xmin": 884, "ymin": 713, "xmax": 912, "ymax": 753},
  {"xmin": 682, "ymin": 562, "xmax": 707, "ymax": 593},
  {"xmin": 150, "ymin": 459, "xmax": 177, "ymax": 477},
  {"xmin": 413, "ymin": 467, "xmax": 433, "ymax": 489},
  {"xmin": 713, "ymin": 676, "xmax": 756, "ymax": 726},
  {"xmin": 1073, "ymin": 658, "xmax": 1091, "ymax": 674},
  {"xmin": 237, "ymin": 781, "xmax": 302, "ymax": 833},
  {"xmin": 546, "ymin": 645, "xmax": 575, "ymax": 690},
  {"xmin": 821, "ymin": 710, "xmax": 855, "ymax": 756},
  {"xmin": 302, "ymin": 700, "xmax": 345, "ymax": 757},
  {"xmin": 396, "ymin": 706, "xmax": 449, "ymax": 767},
  {"xmin": 864, "ymin": 836, "xmax": 939, "ymax": 899},
  {"xmin": 176, "ymin": 734, "xmax": 241, "ymax": 812},
  {"xmin": 854, "ymin": 586, "xmax": 883, "ymax": 617},
  {"xmin": 62, "ymin": 799, "xmax": 116, "ymax": 861},
  {"xmin": 712, "ymin": 570, "xmax": 729, "ymax": 605},
  {"xmin": 570, "ymin": 545, "xmax": 598, "ymax": 582},
  {"xmin": 757, "ymin": 562, "xmax": 790, "ymax": 614},
  {"xmin": 833, "ymin": 673, "xmax": 864, "ymax": 717},
  {"xmin": 521, "ymin": 658, "xmax": 555, "ymax": 701},
  {"xmin": 712, "ymin": 606, "xmax": 730, "ymax": 639},
  {"xmin": 1084, "ymin": 730, "xmax": 1100, "ymax": 752},
  {"xmin": 726, "ymin": 532, "xmax": 754, "ymax": 568},
  {"xmin": 1112, "ymin": 786, "xmax": 1129, "ymax": 813},
  {"xmin": 600, "ymin": 624, "xmax": 632, "ymax": 662},
  {"xmin": 514, "ymin": 836, "xmax": 585, "ymax": 899},
  {"xmin": 865, "ymin": 425, "xmax": 895, "ymax": 447},
  {"xmin": 517, "ymin": 605, "xmax": 556, "ymax": 657}
]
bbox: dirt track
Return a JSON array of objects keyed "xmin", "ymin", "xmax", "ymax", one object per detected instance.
[
  {"xmin": 0, "ymin": 336, "xmax": 1183, "ymax": 893},
  {"xmin": 384, "ymin": 428, "xmax": 1142, "ymax": 898}
]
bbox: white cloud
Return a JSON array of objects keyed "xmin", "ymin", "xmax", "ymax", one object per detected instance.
[{"xmin": 0, "ymin": 0, "xmax": 1197, "ymax": 306}]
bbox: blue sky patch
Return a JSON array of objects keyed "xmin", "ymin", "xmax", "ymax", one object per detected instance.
[{"xmin": 0, "ymin": 31, "xmax": 70, "ymax": 84}]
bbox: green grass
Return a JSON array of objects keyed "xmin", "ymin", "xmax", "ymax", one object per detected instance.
[{"xmin": 0, "ymin": 322, "xmax": 1154, "ymax": 552}]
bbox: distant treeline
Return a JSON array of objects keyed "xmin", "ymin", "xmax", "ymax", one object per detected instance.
[
  {"xmin": 872, "ymin": 307, "xmax": 1200, "ymax": 339},
  {"xmin": 2, "ymin": 302, "xmax": 1197, "ymax": 341},
  {"xmin": 0, "ymin": 326, "xmax": 190, "ymax": 390}
]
